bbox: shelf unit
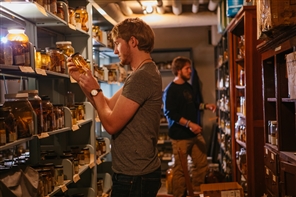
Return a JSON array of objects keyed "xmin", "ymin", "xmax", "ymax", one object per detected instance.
[
  {"xmin": 0, "ymin": 1, "xmax": 112, "ymax": 196},
  {"xmin": 227, "ymin": 6, "xmax": 264, "ymax": 196},
  {"xmin": 257, "ymin": 26, "xmax": 296, "ymax": 197},
  {"xmin": 214, "ymin": 31, "xmax": 232, "ymax": 181}
]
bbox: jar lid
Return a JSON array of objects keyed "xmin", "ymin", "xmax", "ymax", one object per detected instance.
[
  {"xmin": 5, "ymin": 93, "xmax": 28, "ymax": 99},
  {"xmin": 56, "ymin": 41, "xmax": 72, "ymax": 45},
  {"xmin": 19, "ymin": 90, "xmax": 39, "ymax": 94}
]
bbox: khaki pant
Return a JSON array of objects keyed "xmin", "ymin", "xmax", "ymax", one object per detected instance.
[{"xmin": 171, "ymin": 134, "xmax": 208, "ymax": 197}]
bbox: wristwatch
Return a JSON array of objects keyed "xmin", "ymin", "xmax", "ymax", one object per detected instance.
[{"xmin": 90, "ymin": 89, "xmax": 102, "ymax": 97}]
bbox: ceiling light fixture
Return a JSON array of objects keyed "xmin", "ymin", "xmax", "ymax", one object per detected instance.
[{"xmin": 137, "ymin": 0, "xmax": 154, "ymax": 14}]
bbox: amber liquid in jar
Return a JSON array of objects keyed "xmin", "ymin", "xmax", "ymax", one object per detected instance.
[
  {"xmin": 19, "ymin": 90, "xmax": 44, "ymax": 134},
  {"xmin": 71, "ymin": 52, "xmax": 89, "ymax": 73},
  {"xmin": 6, "ymin": 28, "xmax": 30, "ymax": 66},
  {"xmin": 75, "ymin": 6, "xmax": 89, "ymax": 32},
  {"xmin": 3, "ymin": 93, "xmax": 35, "ymax": 138}
]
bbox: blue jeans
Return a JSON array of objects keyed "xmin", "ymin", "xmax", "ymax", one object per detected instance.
[{"xmin": 110, "ymin": 167, "xmax": 162, "ymax": 197}]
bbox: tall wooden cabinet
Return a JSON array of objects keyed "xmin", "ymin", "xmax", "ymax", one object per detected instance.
[
  {"xmin": 227, "ymin": 6, "xmax": 264, "ymax": 196},
  {"xmin": 257, "ymin": 26, "xmax": 296, "ymax": 197}
]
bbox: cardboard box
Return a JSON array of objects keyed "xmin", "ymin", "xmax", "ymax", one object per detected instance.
[
  {"xmin": 200, "ymin": 182, "xmax": 244, "ymax": 197},
  {"xmin": 256, "ymin": 0, "xmax": 296, "ymax": 39}
]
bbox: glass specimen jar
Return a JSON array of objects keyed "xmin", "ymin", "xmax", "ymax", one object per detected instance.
[
  {"xmin": 0, "ymin": 41, "xmax": 13, "ymax": 65},
  {"xmin": 19, "ymin": 90, "xmax": 44, "ymax": 134},
  {"xmin": 48, "ymin": 48, "xmax": 62, "ymax": 73},
  {"xmin": 0, "ymin": 106, "xmax": 17, "ymax": 144},
  {"xmin": 56, "ymin": 41, "xmax": 75, "ymax": 57},
  {"xmin": 75, "ymin": 6, "xmax": 89, "ymax": 32},
  {"xmin": 6, "ymin": 27, "xmax": 30, "ymax": 66},
  {"xmin": 3, "ymin": 93, "xmax": 35, "ymax": 138},
  {"xmin": 41, "ymin": 49, "xmax": 51, "ymax": 70},
  {"xmin": 71, "ymin": 52, "xmax": 89, "ymax": 73},
  {"xmin": 41, "ymin": 95, "xmax": 56, "ymax": 132}
]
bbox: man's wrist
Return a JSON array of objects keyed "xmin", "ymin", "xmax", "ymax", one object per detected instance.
[{"xmin": 185, "ymin": 120, "xmax": 191, "ymax": 128}]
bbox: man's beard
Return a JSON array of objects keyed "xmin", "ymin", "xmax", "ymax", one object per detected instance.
[{"xmin": 181, "ymin": 73, "xmax": 190, "ymax": 82}]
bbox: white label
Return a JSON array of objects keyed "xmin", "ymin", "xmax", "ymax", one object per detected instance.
[
  {"xmin": 35, "ymin": 68, "xmax": 47, "ymax": 75},
  {"xmin": 97, "ymin": 158, "xmax": 102, "ymax": 165},
  {"xmin": 73, "ymin": 174, "xmax": 80, "ymax": 183},
  {"xmin": 271, "ymin": 153, "xmax": 274, "ymax": 160},
  {"xmin": 72, "ymin": 124, "xmax": 79, "ymax": 131},
  {"xmin": 89, "ymin": 162, "xmax": 95, "ymax": 169},
  {"xmin": 37, "ymin": 132, "xmax": 49, "ymax": 139},
  {"xmin": 60, "ymin": 184, "xmax": 67, "ymax": 192},
  {"xmin": 221, "ymin": 190, "xmax": 241, "ymax": 197},
  {"xmin": 19, "ymin": 66, "xmax": 34, "ymax": 73}
]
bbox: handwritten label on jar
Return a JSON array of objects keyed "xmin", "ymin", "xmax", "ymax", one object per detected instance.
[
  {"xmin": 266, "ymin": 168, "xmax": 269, "ymax": 175},
  {"xmin": 272, "ymin": 175, "xmax": 276, "ymax": 182}
]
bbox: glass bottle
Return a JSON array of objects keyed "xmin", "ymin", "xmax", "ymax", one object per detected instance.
[
  {"xmin": 48, "ymin": 48, "xmax": 62, "ymax": 73},
  {"xmin": 69, "ymin": 7, "xmax": 76, "ymax": 26},
  {"xmin": 19, "ymin": 90, "xmax": 44, "ymax": 134},
  {"xmin": 41, "ymin": 49, "xmax": 51, "ymax": 70},
  {"xmin": 75, "ymin": 6, "xmax": 89, "ymax": 32},
  {"xmin": 54, "ymin": 165, "xmax": 64, "ymax": 186},
  {"xmin": 6, "ymin": 28, "xmax": 30, "ymax": 66},
  {"xmin": 0, "ymin": 42, "xmax": 13, "ymax": 65},
  {"xmin": 35, "ymin": 48, "xmax": 42, "ymax": 69},
  {"xmin": 56, "ymin": 41, "xmax": 75, "ymax": 57},
  {"xmin": 71, "ymin": 52, "xmax": 89, "ymax": 73},
  {"xmin": 239, "ymin": 69, "xmax": 244, "ymax": 86},
  {"xmin": 0, "ymin": 116, "xmax": 6, "ymax": 145},
  {"xmin": 166, "ymin": 163, "xmax": 173, "ymax": 194},
  {"xmin": 0, "ymin": 106, "xmax": 17, "ymax": 144},
  {"xmin": 41, "ymin": 95, "xmax": 56, "ymax": 132},
  {"xmin": 3, "ymin": 93, "xmax": 35, "ymax": 138}
]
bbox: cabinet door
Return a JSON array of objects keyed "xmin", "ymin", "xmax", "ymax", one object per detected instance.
[{"xmin": 280, "ymin": 161, "xmax": 296, "ymax": 197}]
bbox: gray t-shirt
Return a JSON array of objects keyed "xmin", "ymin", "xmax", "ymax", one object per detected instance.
[{"xmin": 111, "ymin": 62, "xmax": 162, "ymax": 175}]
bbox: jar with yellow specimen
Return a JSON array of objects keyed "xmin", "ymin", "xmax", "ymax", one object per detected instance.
[
  {"xmin": 75, "ymin": 6, "xmax": 89, "ymax": 32},
  {"xmin": 56, "ymin": 41, "xmax": 75, "ymax": 57},
  {"xmin": 48, "ymin": 48, "xmax": 62, "ymax": 73},
  {"xmin": 41, "ymin": 49, "xmax": 51, "ymax": 70},
  {"xmin": 68, "ymin": 7, "xmax": 76, "ymax": 26},
  {"xmin": 71, "ymin": 52, "xmax": 89, "ymax": 73},
  {"xmin": 0, "ymin": 106, "xmax": 17, "ymax": 144}
]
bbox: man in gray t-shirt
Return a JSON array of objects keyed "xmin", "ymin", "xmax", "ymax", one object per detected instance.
[{"xmin": 68, "ymin": 18, "xmax": 162, "ymax": 197}]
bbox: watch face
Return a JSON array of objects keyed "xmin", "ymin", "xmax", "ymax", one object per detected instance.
[{"xmin": 91, "ymin": 89, "xmax": 98, "ymax": 96}]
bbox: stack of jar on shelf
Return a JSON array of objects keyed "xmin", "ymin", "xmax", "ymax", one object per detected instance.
[
  {"xmin": 235, "ymin": 116, "xmax": 246, "ymax": 142},
  {"xmin": 0, "ymin": 90, "xmax": 86, "ymax": 146},
  {"xmin": 35, "ymin": 41, "xmax": 75, "ymax": 74},
  {"xmin": 33, "ymin": 0, "xmax": 89, "ymax": 32}
]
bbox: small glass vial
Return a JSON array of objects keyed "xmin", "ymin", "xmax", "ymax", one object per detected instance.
[
  {"xmin": 41, "ymin": 49, "xmax": 51, "ymax": 70},
  {"xmin": 239, "ymin": 69, "xmax": 244, "ymax": 86},
  {"xmin": 269, "ymin": 121, "xmax": 277, "ymax": 145},
  {"xmin": 53, "ymin": 104, "xmax": 64, "ymax": 129},
  {"xmin": 69, "ymin": 7, "xmax": 76, "ymax": 26},
  {"xmin": 75, "ymin": 103, "xmax": 85, "ymax": 121},
  {"xmin": 0, "ymin": 117, "xmax": 6, "ymax": 145},
  {"xmin": 71, "ymin": 52, "xmax": 89, "ymax": 73},
  {"xmin": 78, "ymin": 151, "xmax": 85, "ymax": 165},
  {"xmin": 97, "ymin": 181, "xmax": 103, "ymax": 197},
  {"xmin": 54, "ymin": 165, "xmax": 64, "ymax": 186},
  {"xmin": 66, "ymin": 91, "xmax": 75, "ymax": 108},
  {"xmin": 73, "ymin": 158, "xmax": 79, "ymax": 174},
  {"xmin": 41, "ymin": 95, "xmax": 56, "ymax": 132},
  {"xmin": 82, "ymin": 147, "xmax": 90, "ymax": 164}
]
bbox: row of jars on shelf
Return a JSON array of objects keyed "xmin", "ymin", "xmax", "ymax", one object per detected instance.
[
  {"xmin": 0, "ymin": 90, "xmax": 86, "ymax": 146},
  {"xmin": 33, "ymin": 0, "xmax": 89, "ymax": 32},
  {"xmin": 235, "ymin": 116, "xmax": 246, "ymax": 142},
  {"xmin": 0, "ymin": 27, "xmax": 92, "ymax": 74}
]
